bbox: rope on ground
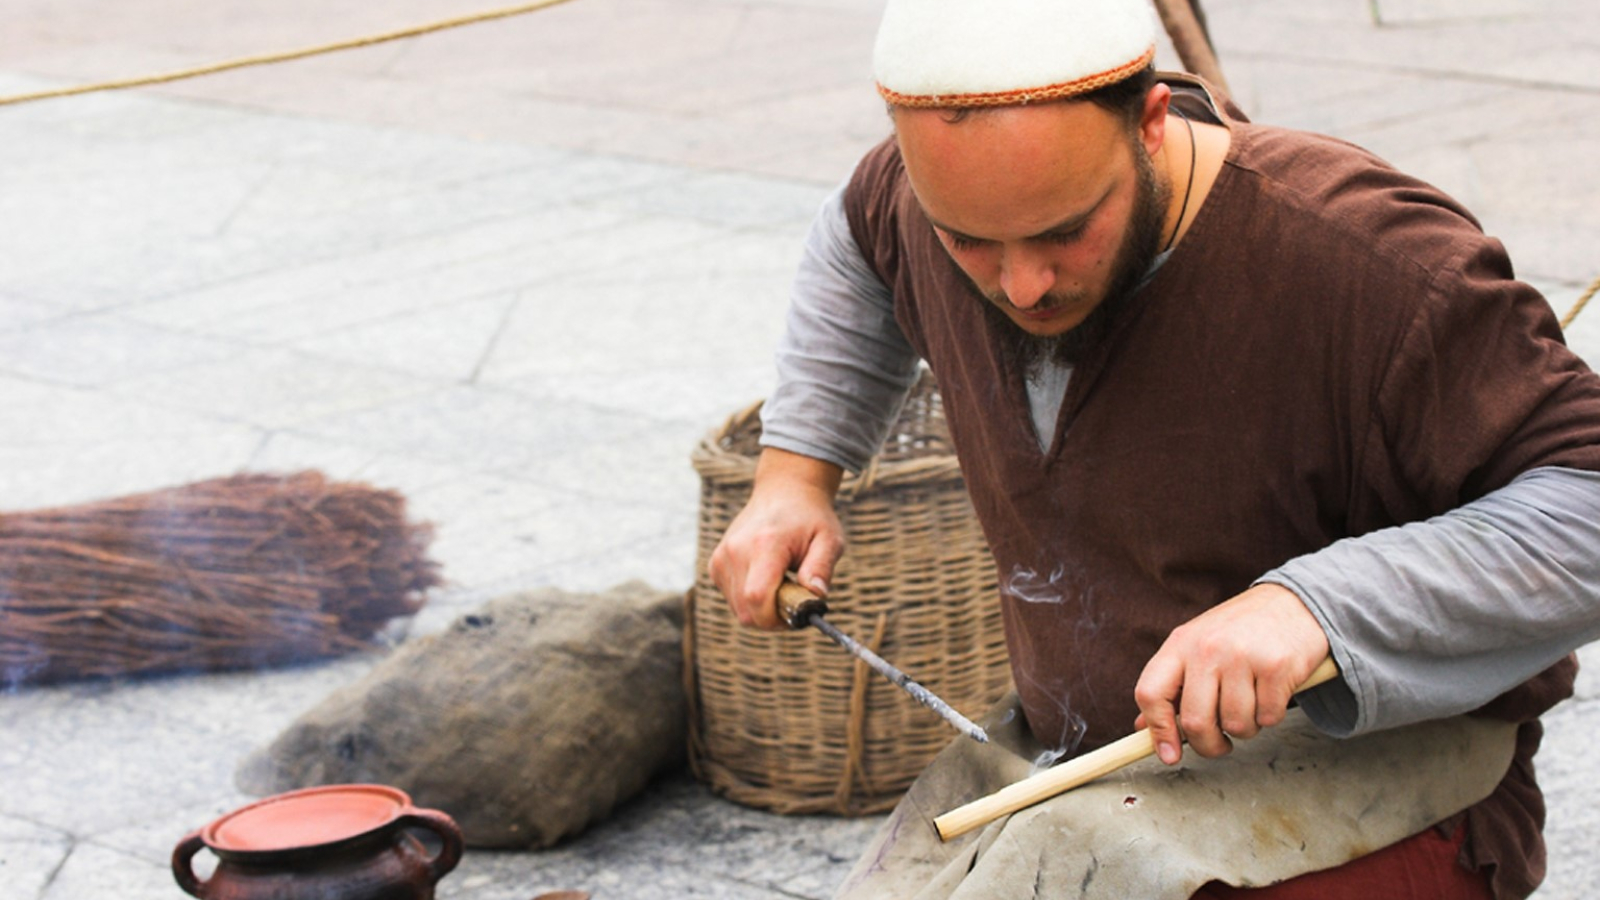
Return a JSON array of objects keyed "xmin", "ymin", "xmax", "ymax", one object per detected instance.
[
  {"xmin": 0, "ymin": 0, "xmax": 580, "ymax": 108},
  {"xmin": 1561, "ymin": 273, "xmax": 1599, "ymax": 331}
]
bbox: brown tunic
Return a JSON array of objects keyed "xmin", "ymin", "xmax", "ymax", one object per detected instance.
[{"xmin": 842, "ymin": 84, "xmax": 1600, "ymax": 898}]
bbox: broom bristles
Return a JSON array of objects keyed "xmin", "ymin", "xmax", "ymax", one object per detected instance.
[{"xmin": 0, "ymin": 471, "xmax": 440, "ymax": 688}]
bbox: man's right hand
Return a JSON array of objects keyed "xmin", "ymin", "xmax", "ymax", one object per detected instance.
[{"xmin": 708, "ymin": 448, "xmax": 846, "ymax": 630}]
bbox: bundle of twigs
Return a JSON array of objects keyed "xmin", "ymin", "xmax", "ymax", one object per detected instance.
[{"xmin": 0, "ymin": 471, "xmax": 440, "ymax": 689}]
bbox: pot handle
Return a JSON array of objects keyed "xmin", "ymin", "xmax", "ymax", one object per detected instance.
[
  {"xmin": 171, "ymin": 829, "xmax": 209, "ymax": 897},
  {"xmin": 400, "ymin": 809, "xmax": 464, "ymax": 881}
]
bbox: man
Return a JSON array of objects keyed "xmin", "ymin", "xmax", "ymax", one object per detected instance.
[{"xmin": 708, "ymin": 0, "xmax": 1600, "ymax": 896}]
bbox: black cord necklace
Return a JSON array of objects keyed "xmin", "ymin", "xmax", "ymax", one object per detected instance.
[{"xmin": 1162, "ymin": 113, "xmax": 1196, "ymax": 253}]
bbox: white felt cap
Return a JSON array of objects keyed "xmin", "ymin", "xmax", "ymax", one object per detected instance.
[{"xmin": 874, "ymin": 0, "xmax": 1159, "ymax": 108}]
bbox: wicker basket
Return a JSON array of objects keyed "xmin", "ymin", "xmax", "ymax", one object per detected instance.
[{"xmin": 685, "ymin": 370, "xmax": 1011, "ymax": 815}]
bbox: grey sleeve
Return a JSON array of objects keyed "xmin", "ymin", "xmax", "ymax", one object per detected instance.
[
  {"xmin": 1259, "ymin": 466, "xmax": 1600, "ymax": 737},
  {"xmin": 758, "ymin": 183, "xmax": 923, "ymax": 473}
]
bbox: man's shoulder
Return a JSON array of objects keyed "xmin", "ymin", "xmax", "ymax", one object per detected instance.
[
  {"xmin": 840, "ymin": 135, "xmax": 927, "ymax": 263},
  {"xmin": 1229, "ymin": 122, "xmax": 1399, "ymax": 188},
  {"xmin": 1221, "ymin": 122, "xmax": 1490, "ymax": 278},
  {"xmin": 845, "ymin": 135, "xmax": 909, "ymax": 209}
]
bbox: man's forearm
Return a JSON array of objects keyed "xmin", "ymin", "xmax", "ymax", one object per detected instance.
[{"xmin": 1260, "ymin": 466, "xmax": 1600, "ymax": 736}]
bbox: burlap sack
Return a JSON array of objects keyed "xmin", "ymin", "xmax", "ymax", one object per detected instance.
[
  {"xmin": 236, "ymin": 582, "xmax": 686, "ymax": 848},
  {"xmin": 836, "ymin": 693, "xmax": 1518, "ymax": 899}
]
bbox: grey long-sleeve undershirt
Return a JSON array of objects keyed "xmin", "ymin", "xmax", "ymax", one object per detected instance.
[{"xmin": 762, "ymin": 184, "xmax": 1600, "ymax": 737}]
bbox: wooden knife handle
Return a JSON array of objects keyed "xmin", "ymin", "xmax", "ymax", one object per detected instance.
[
  {"xmin": 776, "ymin": 577, "xmax": 829, "ymax": 629},
  {"xmin": 933, "ymin": 656, "xmax": 1341, "ymax": 841}
]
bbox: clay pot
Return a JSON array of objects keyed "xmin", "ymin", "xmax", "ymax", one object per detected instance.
[{"xmin": 173, "ymin": 784, "xmax": 463, "ymax": 900}]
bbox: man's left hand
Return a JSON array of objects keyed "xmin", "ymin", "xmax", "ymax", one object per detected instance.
[{"xmin": 1133, "ymin": 583, "xmax": 1331, "ymax": 764}]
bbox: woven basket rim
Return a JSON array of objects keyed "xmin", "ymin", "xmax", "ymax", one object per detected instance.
[{"xmin": 691, "ymin": 372, "xmax": 963, "ymax": 493}]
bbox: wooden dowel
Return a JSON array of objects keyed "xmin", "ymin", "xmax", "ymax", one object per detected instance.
[{"xmin": 933, "ymin": 656, "xmax": 1339, "ymax": 841}]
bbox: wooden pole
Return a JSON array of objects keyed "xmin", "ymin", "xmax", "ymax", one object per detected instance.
[{"xmin": 1152, "ymin": 0, "xmax": 1231, "ymax": 96}]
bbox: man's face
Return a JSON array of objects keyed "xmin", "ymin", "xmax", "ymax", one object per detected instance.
[{"xmin": 894, "ymin": 98, "xmax": 1171, "ymax": 359}]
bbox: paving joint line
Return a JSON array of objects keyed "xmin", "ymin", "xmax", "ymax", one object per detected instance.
[{"xmin": 1233, "ymin": 49, "xmax": 1600, "ymax": 97}]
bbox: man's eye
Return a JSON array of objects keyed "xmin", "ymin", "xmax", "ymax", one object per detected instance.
[
  {"xmin": 1041, "ymin": 228, "xmax": 1083, "ymax": 245},
  {"xmin": 946, "ymin": 233, "xmax": 984, "ymax": 251}
]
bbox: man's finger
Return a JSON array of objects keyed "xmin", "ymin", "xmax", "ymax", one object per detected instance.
[
  {"xmin": 1133, "ymin": 657, "xmax": 1186, "ymax": 765},
  {"xmin": 1217, "ymin": 668, "xmax": 1261, "ymax": 740},
  {"xmin": 707, "ymin": 549, "xmax": 748, "ymax": 624},
  {"xmin": 795, "ymin": 531, "xmax": 843, "ymax": 600},
  {"xmin": 1253, "ymin": 666, "xmax": 1301, "ymax": 729},
  {"xmin": 1178, "ymin": 669, "xmax": 1233, "ymax": 758},
  {"xmin": 742, "ymin": 553, "xmax": 790, "ymax": 630}
]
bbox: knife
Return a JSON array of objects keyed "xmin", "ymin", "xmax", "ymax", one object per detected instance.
[{"xmin": 777, "ymin": 577, "xmax": 989, "ymax": 744}]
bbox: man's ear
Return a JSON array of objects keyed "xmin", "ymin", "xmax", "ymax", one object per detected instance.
[{"xmin": 1138, "ymin": 83, "xmax": 1173, "ymax": 159}]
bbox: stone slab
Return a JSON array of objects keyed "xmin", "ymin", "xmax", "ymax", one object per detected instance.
[{"xmin": 2, "ymin": 1, "xmax": 1598, "ymax": 898}]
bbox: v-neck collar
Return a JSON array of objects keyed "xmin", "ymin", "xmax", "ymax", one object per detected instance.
[{"xmin": 1018, "ymin": 77, "xmax": 1244, "ymax": 464}]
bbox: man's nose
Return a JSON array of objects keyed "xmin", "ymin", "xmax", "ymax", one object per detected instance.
[{"xmin": 998, "ymin": 245, "xmax": 1056, "ymax": 309}]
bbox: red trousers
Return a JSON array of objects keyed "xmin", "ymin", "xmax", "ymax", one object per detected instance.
[{"xmin": 1191, "ymin": 822, "xmax": 1492, "ymax": 900}]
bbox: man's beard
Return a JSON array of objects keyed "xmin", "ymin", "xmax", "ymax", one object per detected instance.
[{"xmin": 975, "ymin": 145, "xmax": 1171, "ymax": 378}]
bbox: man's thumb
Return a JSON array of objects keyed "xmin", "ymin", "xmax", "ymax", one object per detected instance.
[{"xmin": 794, "ymin": 538, "xmax": 841, "ymax": 597}]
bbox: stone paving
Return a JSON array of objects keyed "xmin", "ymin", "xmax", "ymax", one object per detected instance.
[{"xmin": 1, "ymin": 0, "xmax": 1597, "ymax": 897}]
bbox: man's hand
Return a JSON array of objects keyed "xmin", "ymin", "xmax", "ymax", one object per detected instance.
[
  {"xmin": 708, "ymin": 448, "xmax": 846, "ymax": 630},
  {"xmin": 1133, "ymin": 583, "xmax": 1331, "ymax": 764}
]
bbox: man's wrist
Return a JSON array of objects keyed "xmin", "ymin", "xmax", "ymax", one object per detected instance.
[{"xmin": 753, "ymin": 447, "xmax": 844, "ymax": 499}]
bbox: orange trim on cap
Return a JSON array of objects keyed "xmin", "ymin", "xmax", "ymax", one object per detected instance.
[{"xmin": 877, "ymin": 46, "xmax": 1156, "ymax": 109}]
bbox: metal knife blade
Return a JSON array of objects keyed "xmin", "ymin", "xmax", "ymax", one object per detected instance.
[{"xmin": 778, "ymin": 579, "xmax": 989, "ymax": 744}]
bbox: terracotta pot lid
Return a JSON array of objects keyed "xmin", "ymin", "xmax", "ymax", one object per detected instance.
[{"xmin": 206, "ymin": 785, "xmax": 411, "ymax": 853}]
